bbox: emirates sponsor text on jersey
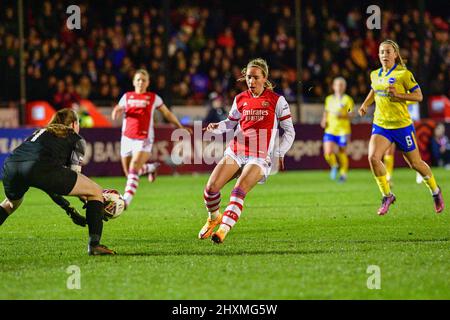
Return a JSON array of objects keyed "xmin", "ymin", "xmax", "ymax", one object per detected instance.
[{"xmin": 242, "ymin": 109, "xmax": 269, "ymax": 121}]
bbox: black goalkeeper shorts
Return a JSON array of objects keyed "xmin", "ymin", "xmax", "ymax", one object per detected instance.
[{"xmin": 2, "ymin": 160, "xmax": 78, "ymax": 200}]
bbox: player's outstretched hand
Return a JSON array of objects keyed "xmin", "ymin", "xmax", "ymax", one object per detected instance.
[
  {"xmin": 205, "ymin": 123, "xmax": 219, "ymax": 132},
  {"xmin": 358, "ymin": 105, "xmax": 368, "ymax": 117}
]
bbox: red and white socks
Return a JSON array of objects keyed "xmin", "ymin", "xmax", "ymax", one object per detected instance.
[
  {"xmin": 221, "ymin": 187, "xmax": 246, "ymax": 230},
  {"xmin": 204, "ymin": 189, "xmax": 221, "ymax": 220},
  {"xmin": 123, "ymin": 168, "xmax": 139, "ymax": 207}
]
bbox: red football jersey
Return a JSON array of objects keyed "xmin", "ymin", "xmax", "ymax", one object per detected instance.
[
  {"xmin": 228, "ymin": 89, "xmax": 292, "ymax": 158},
  {"xmin": 118, "ymin": 92, "xmax": 163, "ymax": 140}
]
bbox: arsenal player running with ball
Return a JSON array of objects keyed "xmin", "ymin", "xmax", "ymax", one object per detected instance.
[
  {"xmin": 112, "ymin": 69, "xmax": 190, "ymax": 209},
  {"xmin": 198, "ymin": 58, "xmax": 296, "ymax": 244}
]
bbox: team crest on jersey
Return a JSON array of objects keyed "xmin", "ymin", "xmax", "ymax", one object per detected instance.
[
  {"xmin": 388, "ymin": 77, "xmax": 396, "ymax": 84},
  {"xmin": 262, "ymin": 101, "xmax": 270, "ymax": 107}
]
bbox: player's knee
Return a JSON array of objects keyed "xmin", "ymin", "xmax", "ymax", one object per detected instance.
[
  {"xmin": 94, "ymin": 184, "xmax": 103, "ymax": 198},
  {"xmin": 86, "ymin": 182, "xmax": 103, "ymax": 201},
  {"xmin": 129, "ymin": 160, "xmax": 143, "ymax": 171},
  {"xmin": 368, "ymin": 153, "xmax": 382, "ymax": 164},
  {"xmin": 205, "ymin": 183, "xmax": 220, "ymax": 194},
  {"xmin": 409, "ymin": 159, "xmax": 423, "ymax": 171}
]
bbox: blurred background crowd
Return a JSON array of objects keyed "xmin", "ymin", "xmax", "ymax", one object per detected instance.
[
  {"xmin": 0, "ymin": 0, "xmax": 448, "ymax": 111},
  {"xmin": 0, "ymin": 0, "xmax": 449, "ymax": 169}
]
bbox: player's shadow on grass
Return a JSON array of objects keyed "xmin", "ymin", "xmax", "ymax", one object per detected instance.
[
  {"xmin": 248, "ymin": 202, "xmax": 375, "ymax": 209},
  {"xmin": 114, "ymin": 237, "xmax": 448, "ymax": 256},
  {"xmin": 345, "ymin": 238, "xmax": 449, "ymax": 244},
  {"xmin": 117, "ymin": 248, "xmax": 331, "ymax": 257}
]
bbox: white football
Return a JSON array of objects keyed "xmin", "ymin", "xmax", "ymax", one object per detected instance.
[{"xmin": 102, "ymin": 189, "xmax": 125, "ymax": 220}]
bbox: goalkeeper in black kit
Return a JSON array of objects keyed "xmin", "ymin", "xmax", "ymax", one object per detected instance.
[{"xmin": 0, "ymin": 108, "xmax": 115, "ymax": 255}]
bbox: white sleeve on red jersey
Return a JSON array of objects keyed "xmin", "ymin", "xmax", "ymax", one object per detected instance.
[
  {"xmin": 275, "ymin": 96, "xmax": 292, "ymax": 121},
  {"xmin": 213, "ymin": 97, "xmax": 241, "ymax": 134},
  {"xmin": 154, "ymin": 94, "xmax": 163, "ymax": 109},
  {"xmin": 118, "ymin": 94, "xmax": 127, "ymax": 108},
  {"xmin": 227, "ymin": 97, "xmax": 241, "ymax": 121},
  {"xmin": 275, "ymin": 96, "xmax": 295, "ymax": 157}
]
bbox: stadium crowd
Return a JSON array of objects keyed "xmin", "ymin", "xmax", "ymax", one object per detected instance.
[{"xmin": 0, "ymin": 0, "xmax": 449, "ymax": 109}]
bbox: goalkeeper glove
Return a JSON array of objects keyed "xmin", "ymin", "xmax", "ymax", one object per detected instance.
[{"xmin": 65, "ymin": 206, "xmax": 87, "ymax": 227}]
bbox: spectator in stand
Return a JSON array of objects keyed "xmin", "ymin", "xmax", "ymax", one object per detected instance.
[
  {"xmin": 217, "ymin": 27, "xmax": 235, "ymax": 49},
  {"xmin": 431, "ymin": 123, "xmax": 450, "ymax": 168},
  {"xmin": 53, "ymin": 80, "xmax": 68, "ymax": 111},
  {"xmin": 203, "ymin": 92, "xmax": 227, "ymax": 125},
  {"xmin": 27, "ymin": 67, "xmax": 47, "ymax": 101},
  {"xmin": 0, "ymin": 1, "xmax": 448, "ymax": 109}
]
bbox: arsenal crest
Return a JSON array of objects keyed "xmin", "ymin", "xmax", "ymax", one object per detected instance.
[{"xmin": 262, "ymin": 101, "xmax": 270, "ymax": 107}]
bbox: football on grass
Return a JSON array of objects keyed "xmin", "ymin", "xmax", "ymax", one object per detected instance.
[{"xmin": 102, "ymin": 189, "xmax": 125, "ymax": 219}]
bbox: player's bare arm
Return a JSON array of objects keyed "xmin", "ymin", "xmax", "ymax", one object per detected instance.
[
  {"xmin": 320, "ymin": 111, "xmax": 327, "ymax": 129},
  {"xmin": 359, "ymin": 89, "xmax": 375, "ymax": 116},
  {"xmin": 387, "ymin": 86, "xmax": 423, "ymax": 102},
  {"xmin": 111, "ymin": 104, "xmax": 124, "ymax": 120},
  {"xmin": 158, "ymin": 104, "xmax": 192, "ymax": 134}
]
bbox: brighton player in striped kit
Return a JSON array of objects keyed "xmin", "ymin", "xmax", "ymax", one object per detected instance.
[
  {"xmin": 359, "ymin": 39, "xmax": 444, "ymax": 215},
  {"xmin": 198, "ymin": 58, "xmax": 296, "ymax": 243},
  {"xmin": 112, "ymin": 69, "xmax": 190, "ymax": 208}
]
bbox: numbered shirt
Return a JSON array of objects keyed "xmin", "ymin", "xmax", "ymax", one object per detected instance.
[
  {"xmin": 118, "ymin": 91, "xmax": 163, "ymax": 140},
  {"xmin": 370, "ymin": 64, "xmax": 420, "ymax": 129},
  {"xmin": 7, "ymin": 128, "xmax": 85, "ymax": 168},
  {"xmin": 324, "ymin": 94, "xmax": 354, "ymax": 136},
  {"xmin": 227, "ymin": 89, "xmax": 292, "ymax": 158}
]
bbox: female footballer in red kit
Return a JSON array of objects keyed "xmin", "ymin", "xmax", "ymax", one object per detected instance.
[
  {"xmin": 112, "ymin": 69, "xmax": 191, "ymax": 208},
  {"xmin": 198, "ymin": 58, "xmax": 296, "ymax": 243}
]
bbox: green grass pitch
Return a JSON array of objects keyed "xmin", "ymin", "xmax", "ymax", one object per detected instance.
[{"xmin": 0, "ymin": 168, "xmax": 449, "ymax": 299}]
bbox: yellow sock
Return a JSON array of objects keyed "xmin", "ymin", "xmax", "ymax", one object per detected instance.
[
  {"xmin": 423, "ymin": 174, "xmax": 439, "ymax": 195},
  {"xmin": 374, "ymin": 175, "xmax": 391, "ymax": 197},
  {"xmin": 337, "ymin": 152, "xmax": 349, "ymax": 176},
  {"xmin": 325, "ymin": 153, "xmax": 337, "ymax": 168},
  {"xmin": 383, "ymin": 155, "xmax": 394, "ymax": 181}
]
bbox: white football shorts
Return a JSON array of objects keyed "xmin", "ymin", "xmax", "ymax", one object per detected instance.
[
  {"xmin": 120, "ymin": 135, "xmax": 153, "ymax": 157},
  {"xmin": 224, "ymin": 147, "xmax": 272, "ymax": 184}
]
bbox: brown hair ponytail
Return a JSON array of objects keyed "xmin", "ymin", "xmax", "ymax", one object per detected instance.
[{"xmin": 46, "ymin": 108, "xmax": 79, "ymax": 138}]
